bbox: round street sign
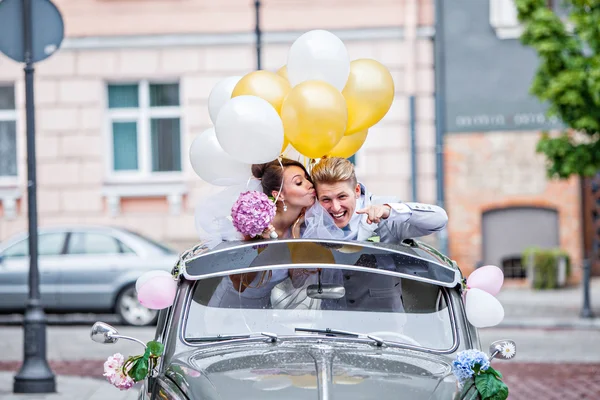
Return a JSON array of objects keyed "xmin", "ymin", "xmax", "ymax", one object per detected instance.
[{"xmin": 0, "ymin": 0, "xmax": 64, "ymax": 63}]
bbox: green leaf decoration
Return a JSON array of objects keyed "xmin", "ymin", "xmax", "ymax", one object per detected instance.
[
  {"xmin": 129, "ymin": 357, "xmax": 149, "ymax": 382},
  {"xmin": 489, "ymin": 378, "xmax": 509, "ymax": 400},
  {"xmin": 123, "ymin": 355, "xmax": 141, "ymax": 374},
  {"xmin": 147, "ymin": 340, "xmax": 165, "ymax": 357},
  {"xmin": 487, "ymin": 366, "xmax": 503, "ymax": 380},
  {"xmin": 142, "ymin": 348, "xmax": 151, "ymax": 360},
  {"xmin": 475, "ymin": 372, "xmax": 509, "ymax": 400}
]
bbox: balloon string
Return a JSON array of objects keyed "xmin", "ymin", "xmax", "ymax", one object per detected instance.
[{"xmin": 273, "ymin": 157, "xmax": 285, "ymax": 204}]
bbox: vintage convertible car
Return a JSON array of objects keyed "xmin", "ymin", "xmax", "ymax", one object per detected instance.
[{"xmin": 91, "ymin": 238, "xmax": 515, "ymax": 399}]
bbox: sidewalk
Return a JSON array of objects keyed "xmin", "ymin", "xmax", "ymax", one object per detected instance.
[
  {"xmin": 496, "ymin": 277, "xmax": 600, "ymax": 329},
  {"xmin": 0, "ymin": 373, "xmax": 139, "ymax": 400}
]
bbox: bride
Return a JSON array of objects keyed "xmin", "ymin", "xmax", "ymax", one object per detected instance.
[{"xmin": 207, "ymin": 157, "xmax": 316, "ymax": 309}]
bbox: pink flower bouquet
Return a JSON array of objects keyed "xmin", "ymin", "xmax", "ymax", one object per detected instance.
[
  {"xmin": 102, "ymin": 340, "xmax": 164, "ymax": 390},
  {"xmin": 103, "ymin": 353, "xmax": 135, "ymax": 391},
  {"xmin": 231, "ymin": 191, "xmax": 277, "ymax": 238}
]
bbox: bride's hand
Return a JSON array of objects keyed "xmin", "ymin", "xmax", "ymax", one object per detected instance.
[{"xmin": 259, "ymin": 224, "xmax": 277, "ymax": 239}]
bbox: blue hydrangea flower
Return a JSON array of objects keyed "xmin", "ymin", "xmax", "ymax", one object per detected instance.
[{"xmin": 452, "ymin": 350, "xmax": 490, "ymax": 382}]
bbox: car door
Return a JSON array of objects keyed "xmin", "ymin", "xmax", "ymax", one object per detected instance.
[
  {"xmin": 0, "ymin": 232, "xmax": 67, "ymax": 310},
  {"xmin": 58, "ymin": 230, "xmax": 136, "ymax": 310}
]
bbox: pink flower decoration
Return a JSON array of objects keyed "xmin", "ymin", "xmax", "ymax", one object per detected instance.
[
  {"xmin": 103, "ymin": 353, "xmax": 135, "ymax": 391},
  {"xmin": 231, "ymin": 191, "xmax": 276, "ymax": 237}
]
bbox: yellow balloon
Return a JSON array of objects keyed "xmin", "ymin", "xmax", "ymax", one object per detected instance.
[
  {"xmin": 276, "ymin": 65, "xmax": 288, "ymax": 81},
  {"xmin": 280, "ymin": 80, "xmax": 347, "ymax": 159},
  {"xmin": 231, "ymin": 70, "xmax": 291, "ymax": 113},
  {"xmin": 327, "ymin": 130, "xmax": 368, "ymax": 158},
  {"xmin": 281, "ymin": 136, "xmax": 289, "ymax": 154},
  {"xmin": 342, "ymin": 59, "xmax": 395, "ymax": 135}
]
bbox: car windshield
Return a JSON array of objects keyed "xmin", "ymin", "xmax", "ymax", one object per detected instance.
[{"xmin": 185, "ymin": 265, "xmax": 456, "ymax": 352}]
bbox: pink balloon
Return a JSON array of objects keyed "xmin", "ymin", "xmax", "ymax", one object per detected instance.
[
  {"xmin": 467, "ymin": 265, "xmax": 504, "ymax": 296},
  {"xmin": 137, "ymin": 276, "xmax": 177, "ymax": 310}
]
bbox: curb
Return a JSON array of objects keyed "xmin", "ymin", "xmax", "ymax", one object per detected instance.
[
  {"xmin": 0, "ymin": 314, "xmax": 121, "ymax": 326},
  {"xmin": 497, "ymin": 318, "xmax": 600, "ymax": 330}
]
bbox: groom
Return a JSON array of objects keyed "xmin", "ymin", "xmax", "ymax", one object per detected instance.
[
  {"xmin": 310, "ymin": 157, "xmax": 448, "ymax": 242},
  {"xmin": 308, "ymin": 157, "xmax": 448, "ymax": 312}
]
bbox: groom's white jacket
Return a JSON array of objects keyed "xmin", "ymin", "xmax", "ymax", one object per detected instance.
[
  {"xmin": 317, "ymin": 183, "xmax": 448, "ymax": 313},
  {"xmin": 352, "ymin": 183, "xmax": 448, "ymax": 242}
]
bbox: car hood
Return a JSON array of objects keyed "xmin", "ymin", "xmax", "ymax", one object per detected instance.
[{"xmin": 165, "ymin": 341, "xmax": 459, "ymax": 399}]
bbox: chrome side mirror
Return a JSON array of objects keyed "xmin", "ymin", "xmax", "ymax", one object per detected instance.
[
  {"xmin": 306, "ymin": 284, "xmax": 346, "ymax": 299},
  {"xmin": 489, "ymin": 339, "xmax": 516, "ymax": 360},
  {"xmin": 90, "ymin": 321, "xmax": 147, "ymax": 348},
  {"xmin": 90, "ymin": 322, "xmax": 120, "ymax": 344}
]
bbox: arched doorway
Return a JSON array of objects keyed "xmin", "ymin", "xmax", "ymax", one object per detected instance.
[{"xmin": 482, "ymin": 206, "xmax": 560, "ymax": 278}]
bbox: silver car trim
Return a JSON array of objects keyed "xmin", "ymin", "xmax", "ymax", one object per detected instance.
[
  {"xmin": 183, "ymin": 262, "xmax": 459, "ymax": 288},
  {"xmin": 184, "ymin": 238, "xmax": 457, "ymax": 273},
  {"xmin": 178, "ymin": 282, "xmax": 460, "ymax": 356}
]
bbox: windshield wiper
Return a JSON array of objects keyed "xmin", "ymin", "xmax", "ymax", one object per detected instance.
[
  {"xmin": 189, "ymin": 332, "xmax": 278, "ymax": 343},
  {"xmin": 294, "ymin": 327, "xmax": 386, "ymax": 347},
  {"xmin": 295, "ymin": 327, "xmax": 360, "ymax": 337}
]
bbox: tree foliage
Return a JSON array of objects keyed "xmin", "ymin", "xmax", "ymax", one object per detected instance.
[{"xmin": 516, "ymin": 0, "xmax": 600, "ymax": 178}]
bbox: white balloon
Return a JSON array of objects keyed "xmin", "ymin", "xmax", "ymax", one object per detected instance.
[
  {"xmin": 136, "ymin": 270, "xmax": 171, "ymax": 293},
  {"xmin": 189, "ymin": 128, "xmax": 251, "ymax": 186},
  {"xmin": 208, "ymin": 76, "xmax": 242, "ymax": 125},
  {"xmin": 287, "ymin": 30, "xmax": 350, "ymax": 91},
  {"xmin": 465, "ymin": 288, "xmax": 505, "ymax": 328},
  {"xmin": 216, "ymin": 96, "xmax": 284, "ymax": 164}
]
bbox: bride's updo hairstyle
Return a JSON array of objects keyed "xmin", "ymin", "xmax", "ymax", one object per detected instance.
[{"xmin": 251, "ymin": 158, "xmax": 311, "ymax": 197}]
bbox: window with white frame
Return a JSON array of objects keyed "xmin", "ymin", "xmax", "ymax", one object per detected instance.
[
  {"xmin": 489, "ymin": 0, "xmax": 521, "ymax": 39},
  {"xmin": 490, "ymin": 0, "xmax": 560, "ymax": 39},
  {"xmin": 106, "ymin": 81, "xmax": 182, "ymax": 180},
  {"xmin": 0, "ymin": 84, "xmax": 17, "ymax": 182}
]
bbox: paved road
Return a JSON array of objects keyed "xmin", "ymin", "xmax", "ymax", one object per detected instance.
[{"xmin": 1, "ymin": 325, "xmax": 600, "ymax": 399}]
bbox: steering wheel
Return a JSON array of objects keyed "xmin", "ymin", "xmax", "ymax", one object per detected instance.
[{"xmin": 367, "ymin": 331, "xmax": 422, "ymax": 347}]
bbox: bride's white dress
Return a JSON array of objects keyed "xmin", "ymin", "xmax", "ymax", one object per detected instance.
[{"xmin": 207, "ymin": 229, "xmax": 297, "ymax": 309}]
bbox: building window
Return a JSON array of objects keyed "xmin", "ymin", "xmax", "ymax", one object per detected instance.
[
  {"xmin": 490, "ymin": 0, "xmax": 563, "ymax": 40},
  {"xmin": 106, "ymin": 81, "xmax": 182, "ymax": 180},
  {"xmin": 501, "ymin": 256, "xmax": 527, "ymax": 278},
  {"xmin": 0, "ymin": 84, "xmax": 17, "ymax": 181},
  {"xmin": 489, "ymin": 0, "xmax": 521, "ymax": 39}
]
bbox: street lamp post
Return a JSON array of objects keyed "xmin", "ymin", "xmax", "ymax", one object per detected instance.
[
  {"xmin": 254, "ymin": 0, "xmax": 262, "ymax": 70},
  {"xmin": 13, "ymin": 0, "xmax": 56, "ymax": 393},
  {"xmin": 433, "ymin": 0, "xmax": 448, "ymax": 255}
]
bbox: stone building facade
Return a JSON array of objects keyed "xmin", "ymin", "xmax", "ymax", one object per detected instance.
[
  {"xmin": 0, "ymin": 0, "xmax": 587, "ymax": 282},
  {"xmin": 0, "ymin": 0, "xmax": 438, "ymax": 251},
  {"xmin": 441, "ymin": 0, "xmax": 583, "ymax": 280}
]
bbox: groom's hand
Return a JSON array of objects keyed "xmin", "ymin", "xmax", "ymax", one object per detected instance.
[{"xmin": 356, "ymin": 204, "xmax": 391, "ymax": 224}]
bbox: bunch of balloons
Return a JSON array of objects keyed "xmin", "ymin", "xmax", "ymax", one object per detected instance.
[
  {"xmin": 189, "ymin": 29, "xmax": 395, "ymax": 186},
  {"xmin": 464, "ymin": 265, "xmax": 506, "ymax": 328}
]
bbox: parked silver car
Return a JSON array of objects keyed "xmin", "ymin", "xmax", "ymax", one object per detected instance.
[
  {"xmin": 0, "ymin": 225, "xmax": 179, "ymax": 326},
  {"xmin": 92, "ymin": 238, "xmax": 516, "ymax": 399}
]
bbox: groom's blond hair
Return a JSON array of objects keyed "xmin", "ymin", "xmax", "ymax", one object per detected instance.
[{"xmin": 311, "ymin": 157, "xmax": 357, "ymax": 187}]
